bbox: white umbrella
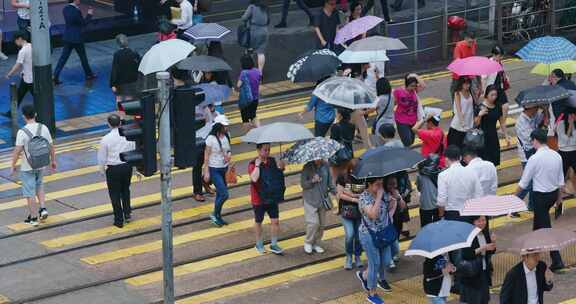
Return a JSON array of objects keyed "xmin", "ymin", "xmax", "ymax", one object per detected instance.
[
  {"xmin": 313, "ymin": 76, "xmax": 378, "ymax": 110},
  {"xmin": 138, "ymin": 39, "xmax": 196, "ymax": 75},
  {"xmin": 339, "ymin": 49, "xmax": 389, "ymax": 64},
  {"xmin": 241, "ymin": 122, "xmax": 314, "ymax": 144}
]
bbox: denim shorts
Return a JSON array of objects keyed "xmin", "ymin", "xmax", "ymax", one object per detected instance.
[{"xmin": 21, "ymin": 169, "xmax": 44, "ymax": 198}]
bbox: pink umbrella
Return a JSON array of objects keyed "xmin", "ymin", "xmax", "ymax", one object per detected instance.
[
  {"xmin": 447, "ymin": 56, "xmax": 503, "ymax": 76},
  {"xmin": 460, "ymin": 195, "xmax": 527, "ymax": 216},
  {"xmin": 334, "ymin": 16, "xmax": 384, "ymax": 45},
  {"xmin": 508, "ymin": 228, "xmax": 576, "ymax": 255}
]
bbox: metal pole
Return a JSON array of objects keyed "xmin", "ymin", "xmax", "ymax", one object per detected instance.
[
  {"xmin": 156, "ymin": 71, "xmax": 174, "ymax": 304},
  {"xmin": 550, "ymin": 0, "xmax": 556, "ymax": 34},
  {"xmin": 413, "ymin": 0, "xmax": 418, "ymax": 62},
  {"xmin": 30, "ymin": 0, "xmax": 55, "ymax": 136},
  {"xmin": 488, "ymin": 0, "xmax": 496, "ymax": 37},
  {"xmin": 9, "ymin": 83, "xmax": 18, "ymax": 141},
  {"xmin": 496, "ymin": 0, "xmax": 503, "ymax": 46},
  {"xmin": 441, "ymin": 0, "xmax": 448, "ymax": 60}
]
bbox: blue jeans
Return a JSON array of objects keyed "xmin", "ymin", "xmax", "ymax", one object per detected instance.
[
  {"xmin": 428, "ymin": 297, "xmax": 447, "ymax": 304},
  {"xmin": 518, "ymin": 162, "xmax": 535, "ymax": 211},
  {"xmin": 209, "ymin": 167, "xmax": 229, "ymax": 218},
  {"xmin": 341, "ymin": 217, "xmax": 362, "ymax": 256},
  {"xmin": 359, "ymin": 230, "xmax": 391, "ymax": 290},
  {"xmin": 391, "ymin": 239, "xmax": 400, "ymax": 260}
]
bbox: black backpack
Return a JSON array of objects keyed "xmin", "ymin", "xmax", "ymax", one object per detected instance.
[{"xmin": 257, "ymin": 158, "xmax": 286, "ymax": 204}]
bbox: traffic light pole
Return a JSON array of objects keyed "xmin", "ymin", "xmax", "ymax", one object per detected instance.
[
  {"xmin": 30, "ymin": 0, "xmax": 56, "ymax": 135},
  {"xmin": 156, "ymin": 71, "xmax": 174, "ymax": 304}
]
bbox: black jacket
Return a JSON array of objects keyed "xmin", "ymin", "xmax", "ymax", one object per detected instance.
[
  {"xmin": 109, "ymin": 48, "xmax": 141, "ymax": 88},
  {"xmin": 500, "ymin": 261, "xmax": 553, "ymax": 304},
  {"xmin": 458, "ymin": 230, "xmax": 494, "ymax": 288}
]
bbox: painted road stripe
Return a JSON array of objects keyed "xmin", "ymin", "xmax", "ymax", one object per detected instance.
[
  {"xmin": 174, "ymin": 198, "xmax": 574, "ymax": 304},
  {"xmin": 0, "ymin": 294, "xmax": 9, "ymax": 304},
  {"xmin": 560, "ymin": 299, "xmax": 576, "ymax": 304}
]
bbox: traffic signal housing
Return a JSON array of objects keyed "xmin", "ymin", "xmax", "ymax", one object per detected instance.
[
  {"xmin": 172, "ymin": 87, "xmax": 205, "ymax": 169},
  {"xmin": 119, "ymin": 94, "xmax": 158, "ymax": 177}
]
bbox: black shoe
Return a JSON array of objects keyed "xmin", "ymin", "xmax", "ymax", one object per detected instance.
[
  {"xmin": 274, "ymin": 22, "xmax": 287, "ymax": 28},
  {"xmin": 114, "ymin": 222, "xmax": 124, "ymax": 228},
  {"xmin": 86, "ymin": 74, "xmax": 97, "ymax": 81},
  {"xmin": 377, "ymin": 279, "xmax": 392, "ymax": 292},
  {"xmin": 124, "ymin": 214, "xmax": 131, "ymax": 223},
  {"xmin": 39, "ymin": 207, "xmax": 49, "ymax": 220},
  {"xmin": 24, "ymin": 215, "xmax": 39, "ymax": 226},
  {"xmin": 53, "ymin": 78, "xmax": 62, "ymax": 85},
  {"xmin": 550, "ymin": 263, "xmax": 565, "ymax": 272},
  {"xmin": 509, "ymin": 212, "xmax": 521, "ymax": 218}
]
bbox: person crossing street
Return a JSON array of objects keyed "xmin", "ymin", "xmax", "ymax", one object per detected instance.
[{"xmin": 97, "ymin": 114, "xmax": 136, "ymax": 228}]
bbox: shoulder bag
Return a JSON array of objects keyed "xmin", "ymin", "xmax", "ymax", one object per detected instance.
[
  {"xmin": 362, "ymin": 204, "xmax": 398, "ymax": 249},
  {"xmin": 371, "ymin": 95, "xmax": 392, "ymax": 135}
]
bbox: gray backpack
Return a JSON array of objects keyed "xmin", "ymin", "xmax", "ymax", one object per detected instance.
[{"xmin": 21, "ymin": 124, "xmax": 51, "ymax": 169}]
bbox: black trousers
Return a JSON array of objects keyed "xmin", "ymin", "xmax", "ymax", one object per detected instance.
[
  {"xmin": 533, "ymin": 190, "xmax": 564, "ymax": 266},
  {"xmin": 17, "ymin": 78, "xmax": 34, "ymax": 106},
  {"xmin": 419, "ymin": 208, "xmax": 440, "ymax": 228},
  {"xmin": 192, "ymin": 119, "xmax": 206, "ymax": 195},
  {"xmin": 53, "ymin": 42, "xmax": 94, "ymax": 80},
  {"xmin": 106, "ymin": 163, "xmax": 133, "ymax": 224}
]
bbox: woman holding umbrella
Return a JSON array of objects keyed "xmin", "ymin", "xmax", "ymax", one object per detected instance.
[
  {"xmin": 356, "ymin": 177, "xmax": 396, "ymax": 304},
  {"xmin": 474, "ymin": 85, "xmax": 511, "ymax": 166},
  {"xmin": 448, "ymin": 77, "xmax": 475, "ymax": 149}
]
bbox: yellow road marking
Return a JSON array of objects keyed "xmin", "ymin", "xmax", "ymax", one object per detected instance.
[
  {"xmin": 0, "ymin": 294, "xmax": 9, "ymax": 304},
  {"xmin": 82, "ymin": 207, "xmax": 306, "ymax": 265},
  {"xmin": 560, "ymin": 299, "xmax": 576, "ymax": 304},
  {"xmin": 174, "ymin": 198, "xmax": 575, "ymax": 304}
]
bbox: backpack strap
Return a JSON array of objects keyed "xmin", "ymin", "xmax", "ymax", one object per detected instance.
[
  {"xmin": 21, "ymin": 126, "xmax": 34, "ymax": 140},
  {"xmin": 372, "ymin": 95, "xmax": 392, "ymax": 134},
  {"xmin": 36, "ymin": 124, "xmax": 43, "ymax": 137}
]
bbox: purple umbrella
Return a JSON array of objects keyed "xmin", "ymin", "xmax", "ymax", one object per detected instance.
[{"xmin": 334, "ymin": 16, "xmax": 384, "ymax": 45}]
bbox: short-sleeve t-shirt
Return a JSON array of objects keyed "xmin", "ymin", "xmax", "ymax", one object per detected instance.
[
  {"xmin": 314, "ymin": 9, "xmax": 340, "ymax": 46},
  {"xmin": 393, "ymin": 88, "xmax": 419, "ymax": 125},
  {"xmin": 205, "ymin": 134, "xmax": 230, "ymax": 168},
  {"xmin": 17, "ymin": 43, "xmax": 33, "ymax": 84},
  {"xmin": 417, "ymin": 127, "xmax": 446, "ymax": 168},
  {"xmin": 15, "ymin": 122, "xmax": 53, "ymax": 171},
  {"xmin": 358, "ymin": 191, "xmax": 392, "ymax": 234}
]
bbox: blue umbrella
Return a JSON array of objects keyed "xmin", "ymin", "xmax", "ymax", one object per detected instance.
[
  {"xmin": 193, "ymin": 83, "xmax": 231, "ymax": 107},
  {"xmin": 516, "ymin": 36, "xmax": 576, "ymax": 64},
  {"xmin": 405, "ymin": 220, "xmax": 482, "ymax": 259}
]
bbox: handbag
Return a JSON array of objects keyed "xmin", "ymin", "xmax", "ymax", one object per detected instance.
[
  {"xmin": 463, "ymin": 128, "xmax": 485, "ymax": 150},
  {"xmin": 329, "ymin": 144, "xmax": 353, "ymax": 166},
  {"xmin": 362, "ymin": 205, "xmax": 398, "ymax": 249},
  {"xmin": 340, "ymin": 203, "xmax": 361, "ymax": 220},
  {"xmin": 456, "ymin": 256, "xmax": 483, "ymax": 278},
  {"xmin": 371, "ymin": 95, "xmax": 392, "ymax": 135},
  {"xmin": 225, "ymin": 163, "xmax": 238, "ymax": 184},
  {"xmin": 321, "ymin": 195, "xmax": 333, "ymax": 210}
]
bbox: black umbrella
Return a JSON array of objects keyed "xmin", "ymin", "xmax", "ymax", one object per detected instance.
[
  {"xmin": 177, "ymin": 55, "xmax": 232, "ymax": 72},
  {"xmin": 515, "ymin": 85, "xmax": 571, "ymax": 107},
  {"xmin": 352, "ymin": 147, "xmax": 425, "ymax": 179},
  {"xmin": 286, "ymin": 49, "xmax": 342, "ymax": 83}
]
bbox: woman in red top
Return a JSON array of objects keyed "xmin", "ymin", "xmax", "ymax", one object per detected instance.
[{"xmin": 412, "ymin": 114, "xmax": 446, "ymax": 168}]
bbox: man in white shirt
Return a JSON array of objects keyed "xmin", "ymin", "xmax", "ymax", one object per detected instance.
[
  {"xmin": 437, "ymin": 145, "xmax": 483, "ymax": 220},
  {"xmin": 98, "ymin": 114, "xmax": 136, "ymax": 228},
  {"xmin": 462, "ymin": 146, "xmax": 497, "ymax": 196},
  {"xmin": 171, "ymin": 0, "xmax": 194, "ymax": 39},
  {"xmin": 516, "ymin": 129, "xmax": 565, "ymax": 271},
  {"xmin": 3, "ymin": 31, "xmax": 33, "ymax": 118},
  {"xmin": 11, "ymin": 105, "xmax": 56, "ymax": 226},
  {"xmin": 11, "ymin": 0, "xmax": 30, "ymax": 31}
]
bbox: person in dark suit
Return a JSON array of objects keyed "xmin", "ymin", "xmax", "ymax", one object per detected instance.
[
  {"xmin": 500, "ymin": 252, "xmax": 554, "ymax": 304},
  {"xmin": 109, "ymin": 34, "xmax": 141, "ymax": 104},
  {"xmin": 53, "ymin": 0, "xmax": 96, "ymax": 85}
]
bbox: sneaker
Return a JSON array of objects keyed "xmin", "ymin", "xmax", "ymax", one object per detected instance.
[
  {"xmin": 304, "ymin": 243, "xmax": 313, "ymax": 254},
  {"xmin": 344, "ymin": 255, "xmax": 353, "ymax": 270},
  {"xmin": 218, "ymin": 217, "xmax": 229, "ymax": 226},
  {"xmin": 269, "ymin": 244, "xmax": 284, "ymax": 255},
  {"xmin": 355, "ymin": 256, "xmax": 363, "ymax": 268},
  {"xmin": 313, "ymin": 245, "xmax": 325, "ymax": 254},
  {"xmin": 393, "ymin": 255, "xmax": 400, "ymax": 262},
  {"xmin": 210, "ymin": 215, "xmax": 223, "ymax": 227},
  {"xmin": 0, "ymin": 52, "xmax": 7, "ymax": 60},
  {"xmin": 356, "ymin": 271, "xmax": 369, "ymax": 291},
  {"xmin": 255, "ymin": 243, "xmax": 266, "ymax": 254},
  {"xmin": 367, "ymin": 294, "xmax": 384, "ymax": 304},
  {"xmin": 378, "ymin": 279, "xmax": 392, "ymax": 292},
  {"xmin": 39, "ymin": 208, "xmax": 48, "ymax": 220},
  {"xmin": 24, "ymin": 215, "xmax": 39, "ymax": 226},
  {"xmin": 389, "ymin": 260, "xmax": 397, "ymax": 270}
]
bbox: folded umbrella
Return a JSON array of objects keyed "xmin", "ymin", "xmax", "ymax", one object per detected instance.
[
  {"xmin": 508, "ymin": 228, "xmax": 576, "ymax": 255},
  {"xmin": 313, "ymin": 76, "xmax": 378, "ymax": 110},
  {"xmin": 405, "ymin": 220, "xmax": 482, "ymax": 259},
  {"xmin": 177, "ymin": 55, "xmax": 232, "ymax": 72},
  {"xmin": 447, "ymin": 56, "xmax": 503, "ymax": 76},
  {"xmin": 241, "ymin": 122, "xmax": 314, "ymax": 144},
  {"xmin": 334, "ymin": 16, "xmax": 384, "ymax": 45},
  {"xmin": 282, "ymin": 137, "xmax": 342, "ymax": 164},
  {"xmin": 183, "ymin": 23, "xmax": 231, "ymax": 41},
  {"xmin": 460, "ymin": 195, "xmax": 527, "ymax": 216},
  {"xmin": 531, "ymin": 60, "xmax": 576, "ymax": 76},
  {"xmin": 287, "ymin": 49, "xmax": 341, "ymax": 83},
  {"xmin": 515, "ymin": 85, "xmax": 571, "ymax": 107},
  {"xmin": 347, "ymin": 36, "xmax": 408, "ymax": 52},
  {"xmin": 352, "ymin": 147, "xmax": 424, "ymax": 179},
  {"xmin": 138, "ymin": 39, "xmax": 195, "ymax": 75},
  {"xmin": 192, "ymin": 83, "xmax": 232, "ymax": 107},
  {"xmin": 516, "ymin": 36, "xmax": 576, "ymax": 64}
]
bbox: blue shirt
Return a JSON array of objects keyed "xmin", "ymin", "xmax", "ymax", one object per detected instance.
[{"xmin": 306, "ymin": 95, "xmax": 335, "ymax": 124}]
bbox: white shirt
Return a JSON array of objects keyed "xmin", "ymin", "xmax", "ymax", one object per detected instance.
[
  {"xmin": 556, "ymin": 120, "xmax": 576, "ymax": 152},
  {"xmin": 364, "ymin": 62, "xmax": 385, "ymax": 93},
  {"xmin": 481, "ymin": 57, "xmax": 503, "ymax": 91},
  {"xmin": 437, "ymin": 162, "xmax": 483, "ymax": 211},
  {"xmin": 524, "ymin": 262, "xmax": 539, "ymax": 304},
  {"xmin": 467, "ymin": 157, "xmax": 498, "ymax": 196},
  {"xmin": 97, "ymin": 128, "xmax": 136, "ymax": 170},
  {"xmin": 15, "ymin": 122, "xmax": 53, "ymax": 171},
  {"xmin": 17, "ymin": 43, "xmax": 33, "ymax": 84},
  {"xmin": 450, "ymin": 92, "xmax": 475, "ymax": 132},
  {"xmin": 205, "ymin": 134, "xmax": 230, "ymax": 168},
  {"xmin": 15, "ymin": 0, "xmax": 30, "ymax": 20},
  {"xmin": 519, "ymin": 146, "xmax": 565, "ymax": 192},
  {"xmin": 515, "ymin": 112, "xmax": 544, "ymax": 162},
  {"xmin": 172, "ymin": 0, "xmax": 193, "ymax": 30}
]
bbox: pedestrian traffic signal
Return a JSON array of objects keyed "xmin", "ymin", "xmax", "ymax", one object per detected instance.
[
  {"xmin": 172, "ymin": 87, "xmax": 205, "ymax": 169},
  {"xmin": 119, "ymin": 94, "xmax": 158, "ymax": 177}
]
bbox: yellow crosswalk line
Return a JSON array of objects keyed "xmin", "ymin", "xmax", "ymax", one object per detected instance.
[
  {"xmin": 174, "ymin": 198, "xmax": 576, "ymax": 304},
  {"xmin": 0, "ymin": 294, "xmax": 10, "ymax": 304},
  {"xmin": 81, "ymin": 207, "xmax": 306, "ymax": 265},
  {"xmin": 40, "ymin": 185, "xmax": 303, "ymax": 248},
  {"xmin": 560, "ymin": 299, "xmax": 576, "ymax": 304}
]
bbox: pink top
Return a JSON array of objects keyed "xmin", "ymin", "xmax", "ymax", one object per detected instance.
[{"xmin": 393, "ymin": 88, "xmax": 419, "ymax": 125}]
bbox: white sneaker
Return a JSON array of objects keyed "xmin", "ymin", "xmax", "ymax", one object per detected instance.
[
  {"xmin": 313, "ymin": 245, "xmax": 325, "ymax": 254},
  {"xmin": 0, "ymin": 52, "xmax": 7, "ymax": 61},
  {"xmin": 304, "ymin": 243, "xmax": 313, "ymax": 254},
  {"xmin": 389, "ymin": 261, "xmax": 397, "ymax": 270}
]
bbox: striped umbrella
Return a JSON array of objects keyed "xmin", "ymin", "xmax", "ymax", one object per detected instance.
[
  {"xmin": 460, "ymin": 195, "xmax": 527, "ymax": 216},
  {"xmin": 516, "ymin": 36, "xmax": 576, "ymax": 64},
  {"xmin": 183, "ymin": 23, "xmax": 231, "ymax": 41},
  {"xmin": 508, "ymin": 228, "xmax": 576, "ymax": 255}
]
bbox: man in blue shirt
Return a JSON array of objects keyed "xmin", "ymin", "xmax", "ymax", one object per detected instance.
[{"xmin": 300, "ymin": 95, "xmax": 335, "ymax": 137}]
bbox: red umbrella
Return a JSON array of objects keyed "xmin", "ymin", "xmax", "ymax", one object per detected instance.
[
  {"xmin": 460, "ymin": 195, "xmax": 527, "ymax": 216},
  {"xmin": 508, "ymin": 228, "xmax": 576, "ymax": 255}
]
